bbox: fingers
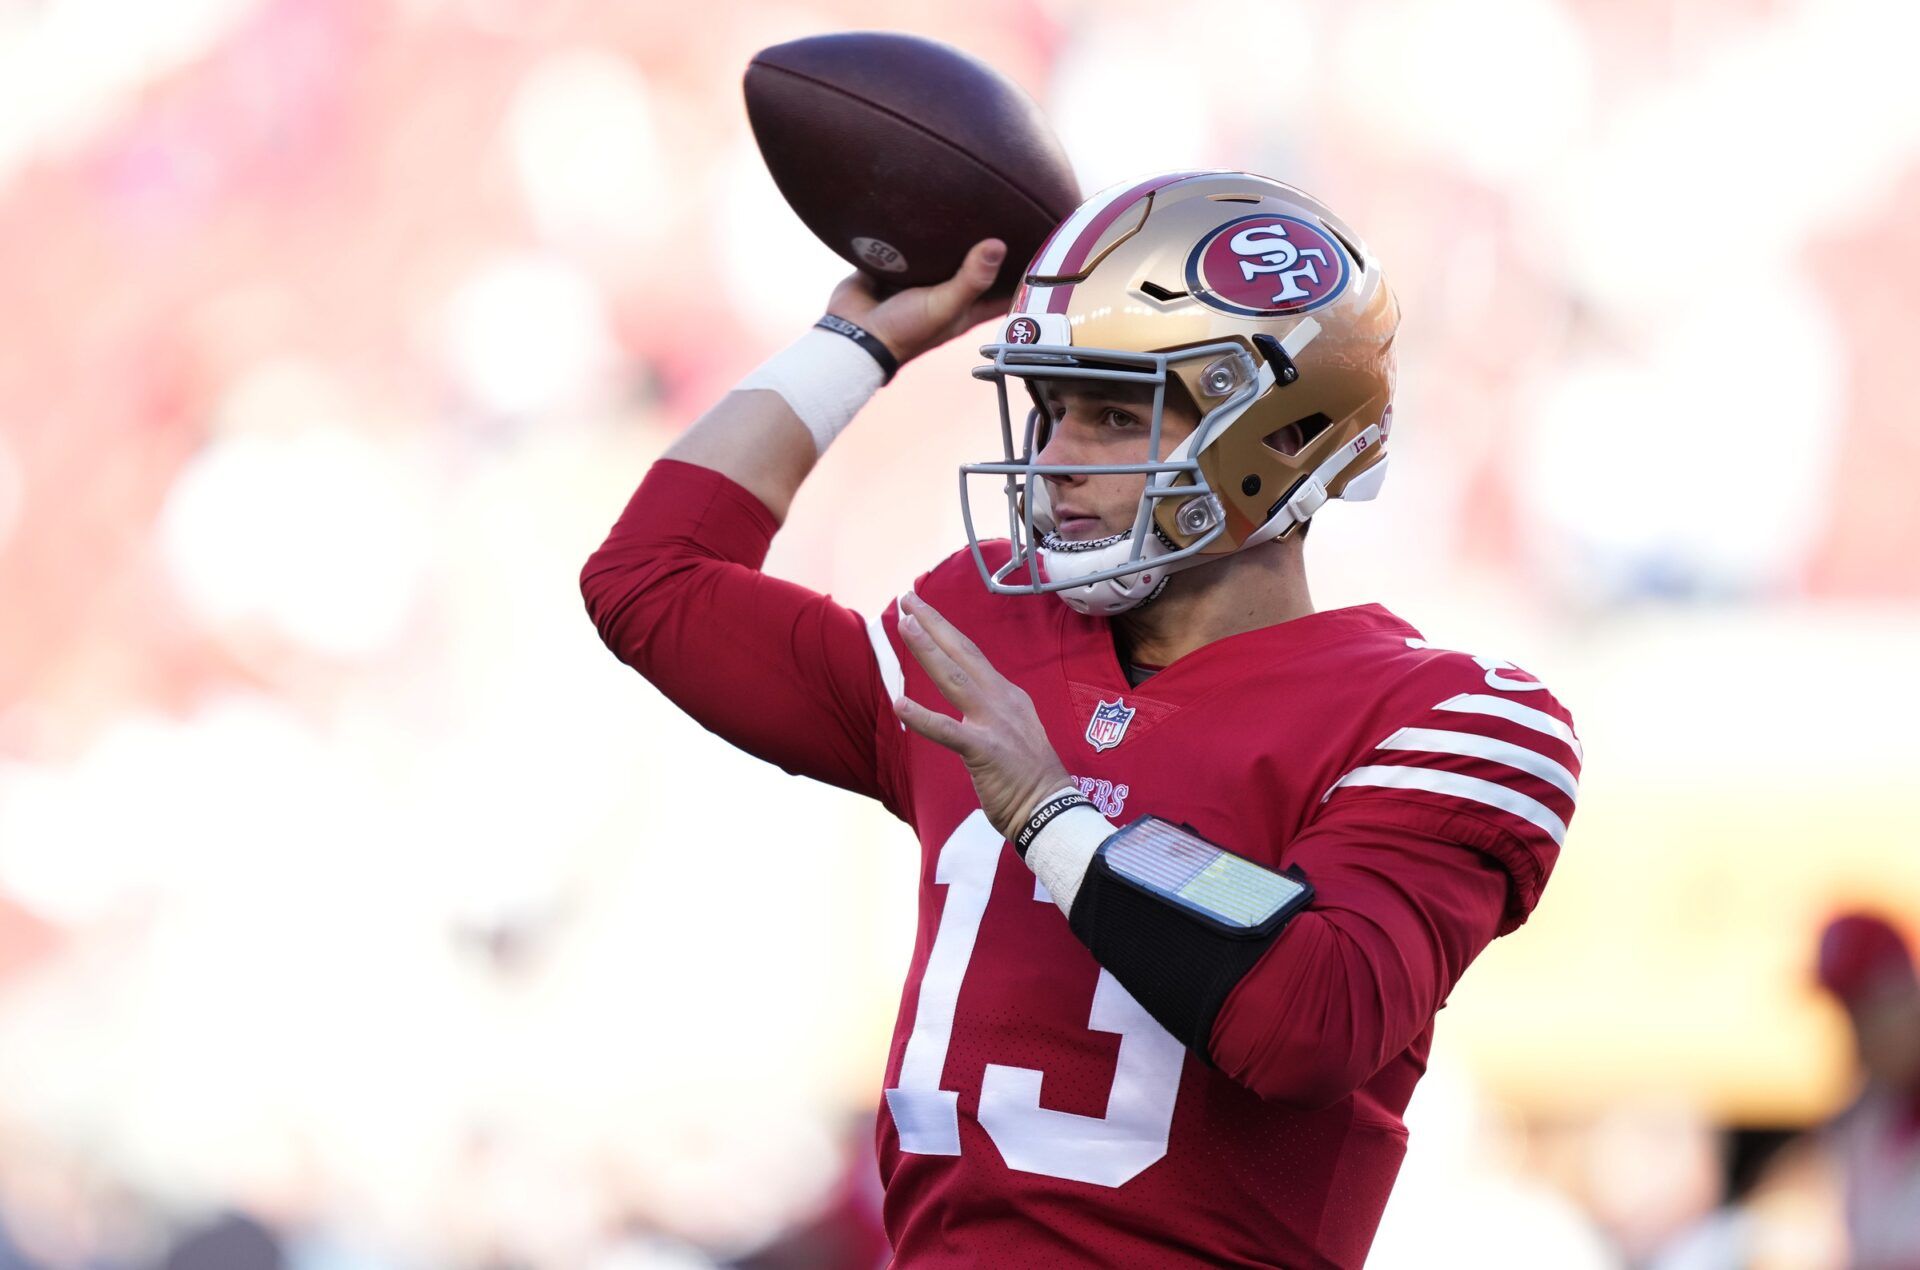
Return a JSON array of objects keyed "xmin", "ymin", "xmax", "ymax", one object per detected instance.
[
  {"xmin": 957, "ymin": 238, "xmax": 1007, "ymax": 292},
  {"xmin": 927, "ymin": 239, "xmax": 1006, "ymax": 319},
  {"xmin": 897, "ymin": 604, "xmax": 975, "ymax": 709},
  {"xmin": 900, "ymin": 593, "xmax": 988, "ymax": 672},
  {"xmin": 892, "ymin": 693, "xmax": 971, "ymax": 754},
  {"xmin": 853, "ymin": 239, "xmax": 1010, "ymax": 365}
]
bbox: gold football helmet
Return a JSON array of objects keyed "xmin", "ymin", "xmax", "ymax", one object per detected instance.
[{"xmin": 961, "ymin": 170, "xmax": 1399, "ymax": 615}]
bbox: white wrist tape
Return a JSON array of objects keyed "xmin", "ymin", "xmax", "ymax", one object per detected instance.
[
  {"xmin": 736, "ymin": 327, "xmax": 885, "ymax": 456},
  {"xmin": 1023, "ymin": 785, "xmax": 1116, "ymax": 916}
]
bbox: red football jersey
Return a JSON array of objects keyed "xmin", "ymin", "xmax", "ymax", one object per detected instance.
[{"xmin": 582, "ymin": 461, "xmax": 1582, "ymax": 1269}]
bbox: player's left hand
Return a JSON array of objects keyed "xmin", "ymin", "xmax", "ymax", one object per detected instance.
[{"xmin": 891, "ymin": 592, "xmax": 1074, "ymax": 842}]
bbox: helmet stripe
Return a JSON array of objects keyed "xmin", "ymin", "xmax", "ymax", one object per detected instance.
[
  {"xmin": 1023, "ymin": 170, "xmax": 1212, "ymax": 315},
  {"xmin": 1058, "ymin": 171, "xmax": 1210, "ymax": 277}
]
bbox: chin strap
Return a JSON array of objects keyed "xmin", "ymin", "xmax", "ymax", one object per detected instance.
[
  {"xmin": 1242, "ymin": 421, "xmax": 1387, "ymax": 550},
  {"xmin": 1038, "ymin": 528, "xmax": 1175, "ymax": 617}
]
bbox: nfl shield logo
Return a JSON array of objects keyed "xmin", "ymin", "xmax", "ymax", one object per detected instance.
[{"xmin": 1085, "ymin": 698, "xmax": 1136, "ymax": 753}]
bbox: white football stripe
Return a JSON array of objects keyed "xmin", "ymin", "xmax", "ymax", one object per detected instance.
[
  {"xmin": 1434, "ymin": 693, "xmax": 1583, "ymax": 760},
  {"xmin": 1380, "ymin": 727, "xmax": 1580, "ymax": 800},
  {"xmin": 868, "ymin": 604, "xmax": 906, "ymax": 730},
  {"xmin": 1328, "ymin": 765, "xmax": 1568, "ymax": 845},
  {"xmin": 1018, "ymin": 176, "xmax": 1158, "ymax": 313},
  {"xmin": 1035, "ymin": 177, "xmax": 1142, "ymax": 275}
]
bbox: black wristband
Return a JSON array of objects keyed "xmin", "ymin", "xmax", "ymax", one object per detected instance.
[
  {"xmin": 814, "ymin": 314, "xmax": 900, "ymax": 384},
  {"xmin": 1014, "ymin": 792, "xmax": 1093, "ymax": 858}
]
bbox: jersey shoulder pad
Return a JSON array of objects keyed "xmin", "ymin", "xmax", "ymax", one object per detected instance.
[
  {"xmin": 1327, "ymin": 633, "xmax": 1582, "ymax": 928},
  {"xmin": 866, "ymin": 543, "xmax": 1050, "ymax": 695},
  {"xmin": 912, "ymin": 542, "xmax": 1010, "ymax": 608},
  {"xmin": 900, "ymin": 542, "xmax": 1054, "ymax": 634}
]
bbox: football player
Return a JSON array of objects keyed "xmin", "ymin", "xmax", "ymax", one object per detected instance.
[
  {"xmin": 1816, "ymin": 912, "xmax": 1920, "ymax": 1266},
  {"xmin": 581, "ymin": 172, "xmax": 1582, "ymax": 1267}
]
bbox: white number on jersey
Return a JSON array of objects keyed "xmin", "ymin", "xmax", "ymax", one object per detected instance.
[{"xmin": 884, "ymin": 811, "xmax": 1185, "ymax": 1187}]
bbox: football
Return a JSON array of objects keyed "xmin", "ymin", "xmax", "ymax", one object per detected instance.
[{"xmin": 743, "ymin": 32, "xmax": 1081, "ymax": 300}]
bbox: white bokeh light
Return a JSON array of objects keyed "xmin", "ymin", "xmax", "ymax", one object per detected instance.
[
  {"xmin": 0, "ymin": 424, "xmax": 23, "ymax": 557},
  {"xmin": 1371, "ymin": 1051, "xmax": 1618, "ymax": 1268},
  {"xmin": 0, "ymin": 0, "xmax": 263, "ymax": 185},
  {"xmin": 158, "ymin": 361, "xmax": 433, "ymax": 657},
  {"xmin": 1539, "ymin": 0, "xmax": 1920, "ymax": 317},
  {"xmin": 1048, "ymin": 16, "xmax": 1230, "ymax": 191},
  {"xmin": 0, "ymin": 696, "xmax": 337, "ymax": 924},
  {"xmin": 1518, "ymin": 271, "xmax": 1843, "ymax": 596},
  {"xmin": 442, "ymin": 254, "xmax": 621, "ymax": 417},
  {"xmin": 1333, "ymin": 0, "xmax": 1592, "ymax": 185},
  {"xmin": 508, "ymin": 47, "xmax": 668, "ymax": 256},
  {"xmin": 716, "ymin": 140, "xmax": 852, "ymax": 341}
]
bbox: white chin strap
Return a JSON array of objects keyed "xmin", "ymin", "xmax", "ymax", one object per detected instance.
[
  {"xmin": 1037, "ymin": 529, "xmax": 1175, "ymax": 617},
  {"xmin": 1025, "ymin": 478, "xmax": 1164, "ymax": 616}
]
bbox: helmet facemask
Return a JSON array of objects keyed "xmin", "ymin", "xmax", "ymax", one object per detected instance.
[{"xmin": 960, "ymin": 338, "xmax": 1263, "ymax": 617}]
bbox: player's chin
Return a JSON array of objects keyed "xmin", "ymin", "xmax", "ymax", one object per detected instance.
[{"xmin": 1053, "ymin": 517, "xmax": 1112, "ymax": 541}]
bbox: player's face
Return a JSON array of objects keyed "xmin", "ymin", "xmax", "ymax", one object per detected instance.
[{"xmin": 1032, "ymin": 381, "xmax": 1200, "ymax": 541}]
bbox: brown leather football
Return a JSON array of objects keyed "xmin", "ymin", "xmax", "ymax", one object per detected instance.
[{"xmin": 744, "ymin": 32, "xmax": 1081, "ymax": 300}]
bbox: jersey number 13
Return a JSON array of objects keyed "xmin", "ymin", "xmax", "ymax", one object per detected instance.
[{"xmin": 884, "ymin": 811, "xmax": 1186, "ymax": 1188}]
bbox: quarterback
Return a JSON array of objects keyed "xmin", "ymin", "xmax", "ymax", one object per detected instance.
[{"xmin": 581, "ymin": 172, "xmax": 1581, "ymax": 1267}]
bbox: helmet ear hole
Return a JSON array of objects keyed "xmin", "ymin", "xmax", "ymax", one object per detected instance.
[{"xmin": 1263, "ymin": 413, "xmax": 1331, "ymax": 457}]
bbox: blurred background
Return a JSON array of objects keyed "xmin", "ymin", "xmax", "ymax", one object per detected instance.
[{"xmin": 2, "ymin": 0, "xmax": 1918, "ymax": 1265}]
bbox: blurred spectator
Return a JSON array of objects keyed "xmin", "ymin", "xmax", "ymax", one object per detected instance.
[
  {"xmin": 1649, "ymin": 1129, "xmax": 1845, "ymax": 1270},
  {"xmin": 1815, "ymin": 912, "xmax": 1920, "ymax": 1268},
  {"xmin": 158, "ymin": 1212, "xmax": 284, "ymax": 1270}
]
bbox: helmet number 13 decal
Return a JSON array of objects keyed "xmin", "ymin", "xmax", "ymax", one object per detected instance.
[{"xmin": 884, "ymin": 810, "xmax": 1185, "ymax": 1187}]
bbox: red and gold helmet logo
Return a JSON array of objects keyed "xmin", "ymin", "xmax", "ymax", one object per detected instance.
[
  {"xmin": 1006, "ymin": 316, "xmax": 1042, "ymax": 344},
  {"xmin": 1185, "ymin": 214, "xmax": 1349, "ymax": 317}
]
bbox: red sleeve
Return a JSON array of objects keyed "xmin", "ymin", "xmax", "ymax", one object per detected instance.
[
  {"xmin": 579, "ymin": 459, "xmax": 908, "ymax": 817},
  {"xmin": 1205, "ymin": 797, "xmax": 1517, "ymax": 1108}
]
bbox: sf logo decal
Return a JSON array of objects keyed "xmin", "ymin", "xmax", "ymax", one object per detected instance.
[
  {"xmin": 1228, "ymin": 223, "xmax": 1328, "ymax": 304},
  {"xmin": 1185, "ymin": 214, "xmax": 1350, "ymax": 317}
]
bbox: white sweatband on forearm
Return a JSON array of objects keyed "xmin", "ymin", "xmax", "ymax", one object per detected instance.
[
  {"xmin": 735, "ymin": 326, "xmax": 885, "ymax": 456},
  {"xmin": 1022, "ymin": 786, "xmax": 1116, "ymax": 916}
]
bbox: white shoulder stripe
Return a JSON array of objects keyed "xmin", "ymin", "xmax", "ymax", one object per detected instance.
[
  {"xmin": 867, "ymin": 606, "xmax": 905, "ymax": 730},
  {"xmin": 1434, "ymin": 694, "xmax": 1583, "ymax": 760},
  {"xmin": 1381, "ymin": 727, "xmax": 1580, "ymax": 800},
  {"xmin": 1328, "ymin": 765, "xmax": 1568, "ymax": 845}
]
